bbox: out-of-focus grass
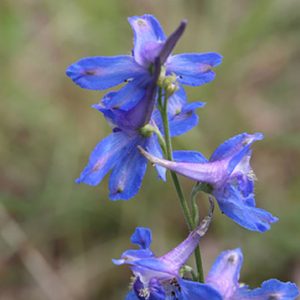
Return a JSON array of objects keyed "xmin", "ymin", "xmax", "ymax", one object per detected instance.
[{"xmin": 1, "ymin": 0, "xmax": 300, "ymax": 299}]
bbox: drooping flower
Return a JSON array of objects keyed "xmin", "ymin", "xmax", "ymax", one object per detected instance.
[
  {"xmin": 66, "ymin": 14, "xmax": 222, "ymax": 111},
  {"xmin": 76, "ymin": 60, "xmax": 204, "ymax": 200},
  {"xmin": 139, "ymin": 132, "xmax": 278, "ymax": 232},
  {"xmin": 114, "ymin": 222, "xmax": 222, "ymax": 300},
  {"xmin": 206, "ymin": 248, "xmax": 299, "ymax": 300}
]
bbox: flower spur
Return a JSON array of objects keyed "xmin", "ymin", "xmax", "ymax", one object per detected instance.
[{"xmin": 139, "ymin": 133, "xmax": 278, "ymax": 232}]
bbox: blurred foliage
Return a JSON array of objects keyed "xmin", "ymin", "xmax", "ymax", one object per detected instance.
[{"xmin": 1, "ymin": 0, "xmax": 300, "ymax": 299}]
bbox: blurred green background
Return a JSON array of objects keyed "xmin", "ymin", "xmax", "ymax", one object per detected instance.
[{"xmin": 1, "ymin": 0, "xmax": 300, "ymax": 299}]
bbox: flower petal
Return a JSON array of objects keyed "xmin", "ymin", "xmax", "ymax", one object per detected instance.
[
  {"xmin": 167, "ymin": 53, "xmax": 222, "ymax": 86},
  {"xmin": 132, "ymin": 258, "xmax": 173, "ymax": 276},
  {"xmin": 139, "ymin": 148, "xmax": 226, "ymax": 184},
  {"xmin": 109, "ymin": 139, "xmax": 148, "ymax": 200},
  {"xmin": 169, "ymin": 101, "xmax": 205, "ymax": 136},
  {"xmin": 167, "ymin": 87, "xmax": 187, "ymax": 116},
  {"xmin": 75, "ymin": 132, "xmax": 131, "ymax": 186},
  {"xmin": 177, "ymin": 279, "xmax": 222, "ymax": 300},
  {"xmin": 206, "ymin": 248, "xmax": 243, "ymax": 298},
  {"xmin": 66, "ymin": 55, "xmax": 145, "ymax": 90},
  {"xmin": 215, "ymin": 185, "xmax": 278, "ymax": 232},
  {"xmin": 152, "ymin": 88, "xmax": 204, "ymax": 137},
  {"xmin": 210, "ymin": 132, "xmax": 264, "ymax": 162},
  {"xmin": 102, "ymin": 76, "xmax": 149, "ymax": 111},
  {"xmin": 131, "ymin": 227, "xmax": 152, "ymax": 250},
  {"xmin": 159, "ymin": 20, "xmax": 187, "ymax": 65},
  {"xmin": 116, "ymin": 249, "xmax": 154, "ymax": 264},
  {"xmin": 125, "ymin": 291, "xmax": 139, "ymax": 300},
  {"xmin": 173, "ymin": 150, "xmax": 208, "ymax": 163},
  {"xmin": 128, "ymin": 15, "xmax": 166, "ymax": 67},
  {"xmin": 235, "ymin": 279, "xmax": 299, "ymax": 300},
  {"xmin": 147, "ymin": 135, "xmax": 166, "ymax": 181}
]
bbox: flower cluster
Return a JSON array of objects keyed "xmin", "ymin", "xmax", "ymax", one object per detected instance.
[{"xmin": 66, "ymin": 14, "xmax": 299, "ymax": 300}]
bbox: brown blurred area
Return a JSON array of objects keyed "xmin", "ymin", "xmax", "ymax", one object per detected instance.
[{"xmin": 1, "ymin": 0, "xmax": 300, "ymax": 299}]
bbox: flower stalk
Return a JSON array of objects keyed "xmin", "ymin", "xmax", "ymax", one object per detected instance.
[{"xmin": 158, "ymin": 86, "xmax": 205, "ymax": 282}]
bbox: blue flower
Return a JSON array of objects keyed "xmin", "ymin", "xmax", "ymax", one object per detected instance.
[
  {"xmin": 116, "ymin": 231, "xmax": 299, "ymax": 300},
  {"xmin": 206, "ymin": 248, "xmax": 299, "ymax": 300},
  {"xmin": 139, "ymin": 133, "xmax": 278, "ymax": 232},
  {"xmin": 66, "ymin": 14, "xmax": 222, "ymax": 111},
  {"xmin": 114, "ymin": 227, "xmax": 222, "ymax": 300},
  {"xmin": 75, "ymin": 60, "xmax": 204, "ymax": 200}
]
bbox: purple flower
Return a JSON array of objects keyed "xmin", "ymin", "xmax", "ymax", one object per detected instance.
[
  {"xmin": 116, "ymin": 231, "xmax": 298, "ymax": 300},
  {"xmin": 75, "ymin": 60, "xmax": 204, "ymax": 200},
  {"xmin": 114, "ymin": 226, "xmax": 222, "ymax": 300},
  {"xmin": 206, "ymin": 248, "xmax": 299, "ymax": 300},
  {"xmin": 139, "ymin": 133, "xmax": 278, "ymax": 232},
  {"xmin": 66, "ymin": 14, "xmax": 222, "ymax": 111}
]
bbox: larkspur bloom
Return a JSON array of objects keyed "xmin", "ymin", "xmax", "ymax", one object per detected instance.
[
  {"xmin": 205, "ymin": 248, "xmax": 299, "ymax": 300},
  {"xmin": 66, "ymin": 14, "xmax": 222, "ymax": 111},
  {"xmin": 139, "ymin": 132, "xmax": 278, "ymax": 232},
  {"xmin": 76, "ymin": 60, "xmax": 204, "ymax": 200},
  {"xmin": 114, "ymin": 220, "xmax": 222, "ymax": 300},
  {"xmin": 115, "ymin": 229, "xmax": 298, "ymax": 300}
]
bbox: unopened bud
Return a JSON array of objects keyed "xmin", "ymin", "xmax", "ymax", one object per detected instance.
[
  {"xmin": 161, "ymin": 73, "xmax": 179, "ymax": 97},
  {"xmin": 139, "ymin": 124, "xmax": 155, "ymax": 137},
  {"xmin": 180, "ymin": 265, "xmax": 193, "ymax": 277}
]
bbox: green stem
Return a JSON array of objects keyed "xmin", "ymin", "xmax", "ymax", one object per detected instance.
[
  {"xmin": 194, "ymin": 246, "xmax": 204, "ymax": 282},
  {"xmin": 160, "ymin": 91, "xmax": 193, "ymax": 231},
  {"xmin": 158, "ymin": 88, "xmax": 204, "ymax": 282}
]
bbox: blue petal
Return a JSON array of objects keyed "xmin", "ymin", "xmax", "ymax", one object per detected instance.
[
  {"xmin": 125, "ymin": 291, "xmax": 139, "ymax": 300},
  {"xmin": 146, "ymin": 135, "xmax": 166, "ymax": 181},
  {"xmin": 151, "ymin": 109, "xmax": 163, "ymax": 132},
  {"xmin": 210, "ymin": 132, "xmax": 264, "ymax": 162},
  {"xmin": 102, "ymin": 76, "xmax": 149, "ymax": 111},
  {"xmin": 159, "ymin": 20, "xmax": 187, "ymax": 65},
  {"xmin": 167, "ymin": 87, "xmax": 187, "ymax": 116},
  {"xmin": 206, "ymin": 248, "xmax": 243, "ymax": 298},
  {"xmin": 66, "ymin": 55, "xmax": 146, "ymax": 90},
  {"xmin": 117, "ymin": 248, "xmax": 154, "ymax": 264},
  {"xmin": 169, "ymin": 101, "xmax": 205, "ymax": 137},
  {"xmin": 176, "ymin": 279, "xmax": 222, "ymax": 300},
  {"xmin": 109, "ymin": 138, "xmax": 148, "ymax": 200},
  {"xmin": 166, "ymin": 53, "xmax": 222, "ymax": 86},
  {"xmin": 92, "ymin": 100, "xmax": 119, "ymax": 129},
  {"xmin": 148, "ymin": 289, "xmax": 165, "ymax": 300},
  {"xmin": 216, "ymin": 185, "xmax": 278, "ymax": 232},
  {"xmin": 139, "ymin": 149, "xmax": 225, "ymax": 184},
  {"xmin": 76, "ymin": 132, "xmax": 132, "ymax": 186},
  {"xmin": 128, "ymin": 15, "xmax": 166, "ymax": 67},
  {"xmin": 131, "ymin": 227, "xmax": 152, "ymax": 249},
  {"xmin": 133, "ymin": 258, "xmax": 173, "ymax": 275},
  {"xmin": 235, "ymin": 279, "xmax": 299, "ymax": 300},
  {"xmin": 153, "ymin": 88, "xmax": 205, "ymax": 137},
  {"xmin": 173, "ymin": 150, "xmax": 208, "ymax": 163}
]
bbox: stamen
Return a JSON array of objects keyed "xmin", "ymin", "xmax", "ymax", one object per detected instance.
[
  {"xmin": 247, "ymin": 170, "xmax": 257, "ymax": 181},
  {"xmin": 139, "ymin": 287, "xmax": 150, "ymax": 299}
]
